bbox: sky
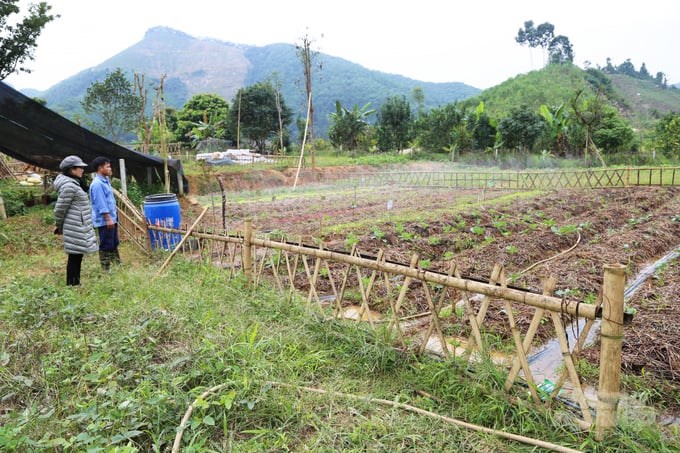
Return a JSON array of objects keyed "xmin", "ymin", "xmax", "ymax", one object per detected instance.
[{"xmin": 5, "ymin": 0, "xmax": 680, "ymax": 91}]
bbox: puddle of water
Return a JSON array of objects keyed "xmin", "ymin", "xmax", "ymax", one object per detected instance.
[
  {"xmin": 423, "ymin": 335, "xmax": 510, "ymax": 366},
  {"xmin": 527, "ymin": 317, "xmax": 600, "ymax": 383},
  {"xmin": 340, "ymin": 304, "xmax": 383, "ymax": 321}
]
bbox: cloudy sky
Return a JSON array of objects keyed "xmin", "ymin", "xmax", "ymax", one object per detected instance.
[{"xmin": 5, "ymin": 0, "xmax": 680, "ymax": 91}]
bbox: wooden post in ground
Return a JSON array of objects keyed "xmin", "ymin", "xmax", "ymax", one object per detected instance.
[
  {"xmin": 119, "ymin": 159, "xmax": 127, "ymax": 197},
  {"xmin": 244, "ymin": 218, "xmax": 253, "ymax": 286},
  {"xmin": 595, "ymin": 263, "xmax": 626, "ymax": 440}
]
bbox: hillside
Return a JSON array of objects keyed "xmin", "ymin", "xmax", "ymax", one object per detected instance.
[
  {"xmin": 608, "ymin": 74, "xmax": 680, "ymax": 127},
  {"xmin": 463, "ymin": 64, "xmax": 680, "ymax": 132},
  {"xmin": 28, "ymin": 27, "xmax": 480, "ymax": 138},
  {"xmin": 466, "ymin": 65, "xmax": 590, "ymax": 117}
]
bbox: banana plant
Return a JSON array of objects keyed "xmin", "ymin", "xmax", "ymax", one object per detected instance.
[{"xmin": 539, "ymin": 103, "xmax": 570, "ymax": 155}]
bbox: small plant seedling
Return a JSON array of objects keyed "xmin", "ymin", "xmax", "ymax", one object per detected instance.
[{"xmin": 469, "ymin": 226, "xmax": 485, "ymax": 235}]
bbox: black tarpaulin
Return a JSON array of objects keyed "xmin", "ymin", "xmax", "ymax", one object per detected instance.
[{"xmin": 0, "ymin": 81, "xmax": 188, "ymax": 193}]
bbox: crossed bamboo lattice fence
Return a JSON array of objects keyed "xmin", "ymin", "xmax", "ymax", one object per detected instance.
[
  {"xmin": 133, "ymin": 218, "xmax": 624, "ymax": 439},
  {"xmin": 111, "ymin": 166, "xmax": 654, "ymax": 439},
  {"xmin": 348, "ymin": 166, "xmax": 680, "ymax": 190}
]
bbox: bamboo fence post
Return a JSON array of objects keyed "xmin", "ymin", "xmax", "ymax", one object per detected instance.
[
  {"xmin": 595, "ymin": 263, "xmax": 625, "ymax": 440},
  {"xmin": 0, "ymin": 196, "xmax": 7, "ymax": 220},
  {"xmin": 244, "ymin": 218, "xmax": 253, "ymax": 286}
]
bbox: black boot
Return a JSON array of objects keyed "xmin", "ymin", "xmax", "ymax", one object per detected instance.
[
  {"xmin": 112, "ymin": 249, "xmax": 121, "ymax": 265},
  {"xmin": 99, "ymin": 251, "xmax": 111, "ymax": 271},
  {"xmin": 66, "ymin": 253, "xmax": 83, "ymax": 285}
]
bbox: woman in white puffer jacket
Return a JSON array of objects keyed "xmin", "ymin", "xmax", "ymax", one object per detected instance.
[{"xmin": 53, "ymin": 155, "xmax": 98, "ymax": 286}]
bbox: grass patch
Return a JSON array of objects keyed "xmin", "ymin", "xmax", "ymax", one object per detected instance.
[{"xmin": 1, "ymin": 206, "xmax": 677, "ymax": 451}]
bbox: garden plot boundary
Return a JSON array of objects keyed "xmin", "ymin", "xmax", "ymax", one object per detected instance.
[
  {"xmin": 347, "ymin": 166, "xmax": 680, "ymax": 190},
  {"xmin": 136, "ymin": 214, "xmax": 625, "ymax": 440}
]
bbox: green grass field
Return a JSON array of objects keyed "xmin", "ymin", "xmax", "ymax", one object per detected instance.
[{"xmin": 1, "ymin": 206, "xmax": 678, "ymax": 451}]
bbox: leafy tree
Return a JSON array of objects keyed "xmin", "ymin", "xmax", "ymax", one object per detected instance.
[
  {"xmin": 0, "ymin": 1, "xmax": 57, "ymax": 79},
  {"xmin": 516, "ymin": 20, "xmax": 539, "ymax": 49},
  {"xmin": 616, "ymin": 59, "xmax": 637, "ymax": 77},
  {"xmin": 268, "ymin": 73, "xmax": 287, "ymax": 152},
  {"xmin": 412, "ymin": 87, "xmax": 425, "ymax": 117},
  {"xmin": 328, "ymin": 101, "xmax": 375, "ymax": 152},
  {"xmin": 497, "ymin": 106, "xmax": 545, "ymax": 152},
  {"xmin": 376, "ymin": 95, "xmax": 413, "ymax": 152},
  {"xmin": 414, "ymin": 103, "xmax": 464, "ymax": 152},
  {"xmin": 81, "ymin": 68, "xmax": 142, "ymax": 143},
  {"xmin": 468, "ymin": 112, "xmax": 496, "ymax": 151},
  {"xmin": 516, "ymin": 20, "xmax": 555, "ymax": 66},
  {"xmin": 584, "ymin": 68, "xmax": 614, "ymax": 96},
  {"xmin": 228, "ymin": 81, "xmax": 293, "ymax": 153},
  {"xmin": 172, "ymin": 94, "xmax": 230, "ymax": 145},
  {"xmin": 604, "ymin": 58, "xmax": 615, "ymax": 73},
  {"xmin": 570, "ymin": 89, "xmax": 607, "ymax": 165},
  {"xmin": 535, "ymin": 22, "xmax": 555, "ymax": 63},
  {"xmin": 639, "ymin": 62, "xmax": 650, "ymax": 79},
  {"xmin": 654, "ymin": 112, "xmax": 680, "ymax": 158},
  {"xmin": 591, "ymin": 108, "xmax": 635, "ymax": 152},
  {"xmin": 548, "ymin": 35, "xmax": 574, "ymax": 64},
  {"xmin": 654, "ymin": 71, "xmax": 667, "ymax": 88}
]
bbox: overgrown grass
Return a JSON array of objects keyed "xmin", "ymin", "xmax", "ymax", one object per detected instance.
[{"xmin": 1, "ymin": 207, "xmax": 678, "ymax": 451}]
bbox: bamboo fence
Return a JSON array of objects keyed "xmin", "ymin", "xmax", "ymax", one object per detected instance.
[
  {"xmin": 348, "ymin": 166, "xmax": 680, "ymax": 190},
  {"xmin": 111, "ymin": 163, "xmax": 641, "ymax": 437},
  {"xmin": 143, "ymin": 219, "xmax": 624, "ymax": 436}
]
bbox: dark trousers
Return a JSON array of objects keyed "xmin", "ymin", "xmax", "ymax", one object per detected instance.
[
  {"xmin": 66, "ymin": 253, "xmax": 83, "ymax": 286},
  {"xmin": 97, "ymin": 224, "xmax": 121, "ymax": 270}
]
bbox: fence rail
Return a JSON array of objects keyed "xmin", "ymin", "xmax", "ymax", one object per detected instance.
[
  {"xmin": 144, "ymin": 220, "xmax": 624, "ymax": 437},
  {"xmin": 113, "ymin": 162, "xmax": 647, "ymax": 438},
  {"xmin": 348, "ymin": 166, "xmax": 680, "ymax": 190}
]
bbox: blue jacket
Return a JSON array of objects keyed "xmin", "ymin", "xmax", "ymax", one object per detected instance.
[{"xmin": 89, "ymin": 174, "xmax": 118, "ymax": 227}]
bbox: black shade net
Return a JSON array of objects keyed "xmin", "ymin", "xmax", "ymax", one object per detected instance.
[{"xmin": 0, "ymin": 81, "xmax": 189, "ymax": 193}]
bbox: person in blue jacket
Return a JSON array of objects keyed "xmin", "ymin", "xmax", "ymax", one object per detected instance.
[{"xmin": 89, "ymin": 156, "xmax": 121, "ymax": 270}]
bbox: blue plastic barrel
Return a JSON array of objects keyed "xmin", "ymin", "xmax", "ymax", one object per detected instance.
[{"xmin": 143, "ymin": 193, "xmax": 182, "ymax": 250}]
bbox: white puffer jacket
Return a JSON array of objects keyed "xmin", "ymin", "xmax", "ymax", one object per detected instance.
[{"xmin": 53, "ymin": 174, "xmax": 98, "ymax": 254}]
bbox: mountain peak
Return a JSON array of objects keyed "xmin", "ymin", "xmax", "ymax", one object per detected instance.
[{"xmin": 144, "ymin": 26, "xmax": 194, "ymax": 41}]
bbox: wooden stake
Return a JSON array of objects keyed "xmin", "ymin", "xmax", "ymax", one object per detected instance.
[
  {"xmin": 595, "ymin": 264, "xmax": 625, "ymax": 440},
  {"xmin": 243, "ymin": 218, "xmax": 253, "ymax": 286}
]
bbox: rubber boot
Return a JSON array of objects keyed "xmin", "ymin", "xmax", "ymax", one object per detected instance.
[
  {"xmin": 112, "ymin": 249, "xmax": 121, "ymax": 266},
  {"xmin": 99, "ymin": 251, "xmax": 111, "ymax": 271}
]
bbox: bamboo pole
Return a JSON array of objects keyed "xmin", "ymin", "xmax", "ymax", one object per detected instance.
[
  {"xmin": 147, "ymin": 226, "xmax": 242, "ymax": 244},
  {"xmin": 505, "ymin": 277, "xmax": 555, "ymax": 390},
  {"xmin": 594, "ymin": 264, "xmax": 625, "ymax": 440},
  {"xmin": 249, "ymin": 237, "xmax": 597, "ymax": 319},
  {"xmin": 244, "ymin": 218, "xmax": 253, "ymax": 286},
  {"xmin": 155, "ymin": 207, "xmax": 208, "ymax": 276}
]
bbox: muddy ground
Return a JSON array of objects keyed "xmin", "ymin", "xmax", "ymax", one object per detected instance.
[{"xmin": 185, "ymin": 167, "xmax": 680, "ymax": 410}]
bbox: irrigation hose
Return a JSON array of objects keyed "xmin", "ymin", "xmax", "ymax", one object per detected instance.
[
  {"xmin": 518, "ymin": 231, "xmax": 581, "ymax": 276},
  {"xmin": 172, "ymin": 381, "xmax": 583, "ymax": 453}
]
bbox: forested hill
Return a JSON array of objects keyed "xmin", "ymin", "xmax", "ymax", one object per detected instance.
[
  {"xmin": 25, "ymin": 26, "xmax": 480, "ymax": 137},
  {"xmin": 463, "ymin": 64, "xmax": 680, "ymax": 131}
]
